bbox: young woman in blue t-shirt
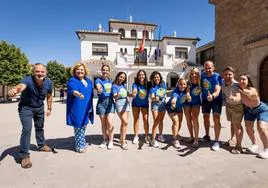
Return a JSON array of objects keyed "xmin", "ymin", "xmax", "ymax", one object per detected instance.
[
  {"xmin": 131, "ymin": 70, "xmax": 150, "ymax": 144},
  {"xmin": 112, "ymin": 72, "xmax": 130, "ymax": 150},
  {"xmin": 166, "ymin": 78, "xmax": 189, "ymax": 148},
  {"xmin": 149, "ymin": 71, "xmax": 166, "ymax": 148},
  {"xmin": 184, "ymin": 68, "xmax": 202, "ymax": 147},
  {"xmin": 95, "ymin": 64, "xmax": 115, "ymax": 149}
]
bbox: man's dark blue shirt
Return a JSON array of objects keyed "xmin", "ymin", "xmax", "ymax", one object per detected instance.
[{"xmin": 19, "ymin": 76, "xmax": 53, "ymax": 108}]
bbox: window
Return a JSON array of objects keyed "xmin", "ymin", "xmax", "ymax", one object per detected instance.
[
  {"xmin": 118, "ymin": 28, "xmax": 125, "ymax": 38},
  {"xmin": 131, "ymin": 29, "xmax": 137, "ymax": 38},
  {"xmin": 92, "ymin": 43, "xmax": 108, "ymax": 56},
  {"xmin": 175, "ymin": 47, "xmax": 188, "ymax": 59},
  {"xmin": 142, "ymin": 30, "xmax": 149, "ymax": 39},
  {"xmin": 124, "ymin": 48, "xmax": 127, "ymax": 54}
]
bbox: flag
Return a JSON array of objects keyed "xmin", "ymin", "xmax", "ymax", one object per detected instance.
[
  {"xmin": 138, "ymin": 34, "xmax": 145, "ymax": 53},
  {"xmin": 156, "ymin": 25, "xmax": 161, "ymax": 61},
  {"xmin": 148, "ymin": 27, "xmax": 153, "ymax": 59}
]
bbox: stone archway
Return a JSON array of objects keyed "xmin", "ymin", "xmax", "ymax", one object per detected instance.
[
  {"xmin": 166, "ymin": 72, "xmax": 179, "ymax": 89},
  {"xmin": 260, "ymin": 56, "xmax": 268, "ymax": 103}
]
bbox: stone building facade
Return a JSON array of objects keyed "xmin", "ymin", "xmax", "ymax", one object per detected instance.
[{"xmin": 209, "ymin": 0, "xmax": 268, "ymax": 102}]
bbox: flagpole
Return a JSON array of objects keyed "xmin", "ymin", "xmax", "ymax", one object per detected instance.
[{"xmin": 156, "ymin": 25, "xmax": 161, "ymax": 64}]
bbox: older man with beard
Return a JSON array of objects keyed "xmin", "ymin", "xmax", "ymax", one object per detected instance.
[{"xmin": 8, "ymin": 63, "xmax": 53, "ymax": 168}]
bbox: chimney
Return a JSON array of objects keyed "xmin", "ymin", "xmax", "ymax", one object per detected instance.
[
  {"xmin": 98, "ymin": 23, "xmax": 102, "ymax": 32},
  {"xmin": 129, "ymin": 15, "xmax": 132, "ymax": 22},
  {"xmin": 173, "ymin": 30, "xmax": 177, "ymax": 37}
]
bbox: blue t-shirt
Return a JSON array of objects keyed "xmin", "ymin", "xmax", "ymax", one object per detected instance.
[
  {"xmin": 187, "ymin": 83, "xmax": 201, "ymax": 105},
  {"xmin": 168, "ymin": 87, "xmax": 187, "ymax": 109},
  {"xmin": 201, "ymin": 72, "xmax": 222, "ymax": 101},
  {"xmin": 149, "ymin": 81, "xmax": 166, "ymax": 101},
  {"xmin": 19, "ymin": 76, "xmax": 53, "ymax": 108},
  {"xmin": 112, "ymin": 84, "xmax": 128, "ymax": 99},
  {"xmin": 132, "ymin": 83, "xmax": 149, "ymax": 107},
  {"xmin": 94, "ymin": 78, "xmax": 113, "ymax": 99}
]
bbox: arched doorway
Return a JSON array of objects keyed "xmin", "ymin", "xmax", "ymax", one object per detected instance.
[{"xmin": 260, "ymin": 57, "xmax": 268, "ymax": 103}]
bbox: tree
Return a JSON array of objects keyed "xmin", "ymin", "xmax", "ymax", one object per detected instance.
[
  {"xmin": 46, "ymin": 60, "xmax": 67, "ymax": 88},
  {"xmin": 0, "ymin": 40, "xmax": 32, "ymax": 99},
  {"xmin": 65, "ymin": 67, "xmax": 72, "ymax": 83}
]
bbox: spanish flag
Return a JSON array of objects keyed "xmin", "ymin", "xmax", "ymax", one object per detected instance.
[{"xmin": 138, "ymin": 35, "xmax": 145, "ymax": 53}]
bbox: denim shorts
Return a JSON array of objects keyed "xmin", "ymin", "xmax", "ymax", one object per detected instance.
[
  {"xmin": 115, "ymin": 98, "xmax": 130, "ymax": 113},
  {"xmin": 244, "ymin": 102, "xmax": 268, "ymax": 123},
  {"xmin": 151, "ymin": 100, "xmax": 166, "ymax": 112},
  {"xmin": 96, "ymin": 97, "xmax": 115, "ymax": 115},
  {"xmin": 202, "ymin": 99, "xmax": 222, "ymax": 114}
]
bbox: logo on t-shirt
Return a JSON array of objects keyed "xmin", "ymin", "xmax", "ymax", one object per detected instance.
[
  {"xmin": 203, "ymin": 79, "xmax": 211, "ymax": 90},
  {"xmin": 180, "ymin": 94, "xmax": 187, "ymax": 104},
  {"xmin": 192, "ymin": 86, "xmax": 201, "ymax": 96},
  {"xmin": 119, "ymin": 88, "xmax": 127, "ymax": 98},
  {"xmin": 157, "ymin": 88, "xmax": 166, "ymax": 98},
  {"xmin": 138, "ymin": 89, "xmax": 147, "ymax": 99},
  {"xmin": 104, "ymin": 83, "xmax": 112, "ymax": 94}
]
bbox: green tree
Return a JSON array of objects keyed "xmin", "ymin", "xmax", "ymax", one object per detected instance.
[
  {"xmin": 46, "ymin": 60, "xmax": 66, "ymax": 88},
  {"xmin": 0, "ymin": 40, "xmax": 32, "ymax": 99},
  {"xmin": 65, "ymin": 67, "xmax": 72, "ymax": 83}
]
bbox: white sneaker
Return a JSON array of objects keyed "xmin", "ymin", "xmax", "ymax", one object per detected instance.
[
  {"xmin": 107, "ymin": 142, "xmax": 113, "ymax": 150},
  {"xmin": 258, "ymin": 150, "xmax": 268, "ymax": 159},
  {"xmin": 212, "ymin": 141, "xmax": 220, "ymax": 151},
  {"xmin": 157, "ymin": 135, "xmax": 166, "ymax": 143},
  {"xmin": 132, "ymin": 136, "xmax": 139, "ymax": 144},
  {"xmin": 173, "ymin": 140, "xmax": 181, "ymax": 148},
  {"xmin": 247, "ymin": 144, "xmax": 259, "ymax": 153},
  {"xmin": 99, "ymin": 140, "xmax": 108, "ymax": 148},
  {"xmin": 152, "ymin": 140, "xmax": 159, "ymax": 148}
]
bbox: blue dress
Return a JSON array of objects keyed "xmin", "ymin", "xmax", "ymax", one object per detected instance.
[{"xmin": 66, "ymin": 76, "xmax": 94, "ymax": 128}]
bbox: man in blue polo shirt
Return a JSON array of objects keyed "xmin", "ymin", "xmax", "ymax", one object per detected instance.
[
  {"xmin": 8, "ymin": 63, "xmax": 53, "ymax": 168},
  {"xmin": 201, "ymin": 61, "xmax": 222, "ymax": 151}
]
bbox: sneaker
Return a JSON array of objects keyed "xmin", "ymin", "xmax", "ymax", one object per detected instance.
[
  {"xmin": 21, "ymin": 156, "xmax": 32, "ymax": 169},
  {"xmin": 132, "ymin": 136, "xmax": 139, "ymax": 144},
  {"xmin": 211, "ymin": 141, "xmax": 220, "ymax": 151},
  {"xmin": 173, "ymin": 140, "xmax": 181, "ymax": 148},
  {"xmin": 107, "ymin": 142, "xmax": 113, "ymax": 150},
  {"xmin": 246, "ymin": 144, "xmax": 259, "ymax": 153},
  {"xmin": 192, "ymin": 140, "xmax": 199, "ymax": 148},
  {"xmin": 257, "ymin": 150, "xmax": 268, "ymax": 159},
  {"xmin": 144, "ymin": 136, "xmax": 150, "ymax": 144},
  {"xmin": 99, "ymin": 140, "xmax": 108, "ymax": 148},
  {"xmin": 157, "ymin": 135, "xmax": 166, "ymax": 143},
  {"xmin": 38, "ymin": 145, "xmax": 52, "ymax": 152},
  {"xmin": 151, "ymin": 140, "xmax": 159, "ymax": 148},
  {"xmin": 201, "ymin": 135, "xmax": 211, "ymax": 142},
  {"xmin": 121, "ymin": 142, "xmax": 128, "ymax": 150}
]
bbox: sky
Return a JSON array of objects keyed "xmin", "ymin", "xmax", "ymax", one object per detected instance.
[{"xmin": 0, "ymin": 0, "xmax": 215, "ymax": 67}]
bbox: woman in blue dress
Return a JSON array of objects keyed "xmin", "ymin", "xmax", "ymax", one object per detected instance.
[
  {"xmin": 66, "ymin": 63, "xmax": 94, "ymax": 153},
  {"xmin": 149, "ymin": 71, "xmax": 166, "ymax": 148},
  {"xmin": 112, "ymin": 72, "xmax": 130, "ymax": 150},
  {"xmin": 184, "ymin": 68, "xmax": 202, "ymax": 147},
  {"xmin": 131, "ymin": 70, "xmax": 150, "ymax": 144},
  {"xmin": 95, "ymin": 64, "xmax": 115, "ymax": 150},
  {"xmin": 166, "ymin": 78, "xmax": 189, "ymax": 148}
]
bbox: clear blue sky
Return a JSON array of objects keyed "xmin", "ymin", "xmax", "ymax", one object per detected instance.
[{"xmin": 0, "ymin": 0, "xmax": 215, "ymax": 67}]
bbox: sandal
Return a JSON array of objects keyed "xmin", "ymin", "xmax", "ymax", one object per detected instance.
[{"xmin": 231, "ymin": 146, "xmax": 243, "ymax": 154}]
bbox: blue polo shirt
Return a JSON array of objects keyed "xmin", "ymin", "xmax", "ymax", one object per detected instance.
[{"xmin": 19, "ymin": 76, "xmax": 53, "ymax": 108}]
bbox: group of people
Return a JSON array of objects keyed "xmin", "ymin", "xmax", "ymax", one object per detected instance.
[{"xmin": 8, "ymin": 61, "xmax": 268, "ymax": 169}]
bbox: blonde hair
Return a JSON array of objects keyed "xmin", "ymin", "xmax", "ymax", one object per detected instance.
[
  {"xmin": 189, "ymin": 68, "xmax": 200, "ymax": 84},
  {"xmin": 71, "ymin": 62, "xmax": 90, "ymax": 77}
]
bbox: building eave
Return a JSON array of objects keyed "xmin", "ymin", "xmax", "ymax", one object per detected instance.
[
  {"xmin": 109, "ymin": 19, "xmax": 157, "ymax": 32},
  {"xmin": 76, "ymin": 30, "xmax": 121, "ymax": 39},
  {"xmin": 161, "ymin": 36, "xmax": 200, "ymax": 42},
  {"xmin": 196, "ymin": 41, "xmax": 215, "ymax": 52}
]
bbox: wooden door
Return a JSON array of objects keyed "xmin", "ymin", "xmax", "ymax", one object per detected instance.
[{"xmin": 260, "ymin": 57, "xmax": 268, "ymax": 103}]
